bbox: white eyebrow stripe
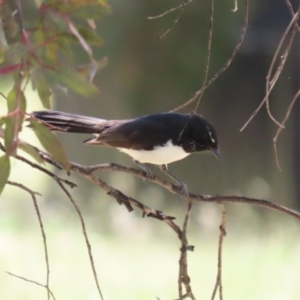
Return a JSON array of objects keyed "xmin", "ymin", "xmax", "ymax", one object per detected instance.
[{"xmin": 207, "ymin": 126, "xmax": 215, "ymax": 143}]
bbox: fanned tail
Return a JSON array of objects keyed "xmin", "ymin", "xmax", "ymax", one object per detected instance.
[{"xmin": 31, "ymin": 110, "xmax": 106, "ymax": 133}]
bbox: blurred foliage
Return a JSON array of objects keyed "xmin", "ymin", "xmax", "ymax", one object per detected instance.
[{"xmin": 0, "ymin": 0, "xmax": 110, "ymax": 195}]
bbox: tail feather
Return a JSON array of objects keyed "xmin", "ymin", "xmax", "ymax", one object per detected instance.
[{"xmin": 31, "ymin": 110, "xmax": 106, "ymax": 134}]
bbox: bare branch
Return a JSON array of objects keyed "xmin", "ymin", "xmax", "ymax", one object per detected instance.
[
  {"xmin": 273, "ymin": 89, "xmax": 300, "ymax": 170},
  {"xmin": 6, "ymin": 272, "xmax": 56, "ymax": 300},
  {"xmin": 240, "ymin": 6, "xmax": 300, "ymax": 132},
  {"xmin": 178, "ymin": 198, "xmax": 196, "ymax": 300},
  {"xmin": 172, "ymin": 0, "xmax": 249, "ymax": 112},
  {"xmin": 0, "ymin": 143, "xmax": 77, "ymax": 189},
  {"xmin": 211, "ymin": 204, "xmax": 226, "ymax": 300},
  {"xmin": 7, "ymin": 180, "xmax": 41, "ymax": 196},
  {"xmin": 55, "ymin": 180, "xmax": 105, "ymax": 300},
  {"xmin": 148, "ymin": 0, "xmax": 192, "ymax": 20},
  {"xmin": 7, "ymin": 180, "xmax": 50, "ymax": 300},
  {"xmin": 154, "ymin": 0, "xmax": 192, "ymax": 41}
]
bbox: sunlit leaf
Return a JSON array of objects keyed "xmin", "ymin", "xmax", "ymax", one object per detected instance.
[
  {"xmin": 4, "ymin": 117, "xmax": 14, "ymax": 152},
  {"xmin": 30, "ymin": 119, "xmax": 70, "ymax": 171},
  {"xmin": 0, "ymin": 116, "xmax": 5, "ymax": 127},
  {"xmin": 18, "ymin": 141, "xmax": 44, "ymax": 164},
  {"xmin": 5, "ymin": 88, "xmax": 26, "ymax": 151},
  {"xmin": 0, "ymin": 155, "xmax": 10, "ymax": 196},
  {"xmin": 34, "ymin": 0, "xmax": 43, "ymax": 8}
]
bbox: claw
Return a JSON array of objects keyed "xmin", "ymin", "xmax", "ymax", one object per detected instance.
[
  {"xmin": 133, "ymin": 160, "xmax": 155, "ymax": 181},
  {"xmin": 159, "ymin": 164, "xmax": 189, "ymax": 200}
]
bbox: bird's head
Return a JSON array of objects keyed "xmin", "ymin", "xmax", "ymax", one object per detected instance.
[{"xmin": 181, "ymin": 114, "xmax": 220, "ymax": 159}]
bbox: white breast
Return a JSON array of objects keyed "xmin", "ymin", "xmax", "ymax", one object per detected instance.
[{"xmin": 118, "ymin": 140, "xmax": 190, "ymax": 165}]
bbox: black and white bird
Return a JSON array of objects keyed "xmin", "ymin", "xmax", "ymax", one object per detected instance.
[{"xmin": 31, "ymin": 110, "xmax": 220, "ymax": 196}]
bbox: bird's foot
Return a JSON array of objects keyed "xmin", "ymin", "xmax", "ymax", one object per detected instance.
[
  {"xmin": 133, "ymin": 160, "xmax": 155, "ymax": 181},
  {"xmin": 175, "ymin": 181, "xmax": 189, "ymax": 201},
  {"xmin": 159, "ymin": 165, "xmax": 189, "ymax": 201}
]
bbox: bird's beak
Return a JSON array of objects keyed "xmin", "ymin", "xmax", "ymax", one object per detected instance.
[{"xmin": 211, "ymin": 148, "xmax": 221, "ymax": 159}]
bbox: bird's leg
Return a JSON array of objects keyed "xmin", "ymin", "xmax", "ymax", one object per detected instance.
[
  {"xmin": 159, "ymin": 164, "xmax": 188, "ymax": 200},
  {"xmin": 133, "ymin": 160, "xmax": 155, "ymax": 180}
]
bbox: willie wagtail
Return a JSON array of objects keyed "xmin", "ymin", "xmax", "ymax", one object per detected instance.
[{"xmin": 31, "ymin": 110, "xmax": 220, "ymax": 197}]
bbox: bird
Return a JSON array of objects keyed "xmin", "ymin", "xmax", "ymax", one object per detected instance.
[{"xmin": 31, "ymin": 110, "xmax": 220, "ymax": 198}]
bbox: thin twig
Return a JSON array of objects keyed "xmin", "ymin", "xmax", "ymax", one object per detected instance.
[
  {"xmin": 6, "ymin": 180, "xmax": 50, "ymax": 299},
  {"xmin": 55, "ymin": 181, "xmax": 104, "ymax": 300},
  {"xmin": 178, "ymin": 197, "xmax": 196, "ymax": 300},
  {"xmin": 240, "ymin": 9, "xmax": 300, "ymax": 132},
  {"xmin": 172, "ymin": 0, "xmax": 249, "ymax": 112},
  {"xmin": 273, "ymin": 89, "xmax": 300, "ymax": 170},
  {"xmin": 6, "ymin": 272, "xmax": 56, "ymax": 300},
  {"xmin": 7, "ymin": 180, "xmax": 41, "ymax": 196},
  {"xmin": 155, "ymin": 0, "xmax": 191, "ymax": 41},
  {"xmin": 211, "ymin": 204, "xmax": 226, "ymax": 300},
  {"xmin": 193, "ymin": 0, "xmax": 215, "ymax": 112},
  {"xmin": 0, "ymin": 142, "xmax": 77, "ymax": 189},
  {"xmin": 30, "ymin": 192, "xmax": 50, "ymax": 300},
  {"xmin": 148, "ymin": 0, "xmax": 193, "ymax": 20},
  {"xmin": 265, "ymin": 10, "xmax": 299, "ymax": 127}
]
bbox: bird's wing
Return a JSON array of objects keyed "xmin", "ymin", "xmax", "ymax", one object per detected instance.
[{"xmin": 84, "ymin": 115, "xmax": 178, "ymax": 150}]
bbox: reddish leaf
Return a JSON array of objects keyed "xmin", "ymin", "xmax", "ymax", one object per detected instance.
[{"xmin": 0, "ymin": 63, "xmax": 21, "ymax": 75}]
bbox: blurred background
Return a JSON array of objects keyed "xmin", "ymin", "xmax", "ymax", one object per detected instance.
[{"xmin": 1, "ymin": 0, "xmax": 300, "ymax": 299}]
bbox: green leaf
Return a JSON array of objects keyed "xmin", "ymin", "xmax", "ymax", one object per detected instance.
[
  {"xmin": 44, "ymin": 68, "xmax": 99, "ymax": 97},
  {"xmin": 35, "ymin": 75, "xmax": 52, "ymax": 109},
  {"xmin": 5, "ymin": 43, "xmax": 27, "ymax": 64},
  {"xmin": 71, "ymin": 5, "xmax": 111, "ymax": 19},
  {"xmin": 0, "ymin": 47, "xmax": 5, "ymax": 64},
  {"xmin": 31, "ymin": 67, "xmax": 52, "ymax": 103},
  {"xmin": 18, "ymin": 141, "xmax": 44, "ymax": 164},
  {"xmin": 30, "ymin": 119, "xmax": 70, "ymax": 171},
  {"xmin": 0, "ymin": 155, "xmax": 10, "ymax": 196},
  {"xmin": 77, "ymin": 27, "xmax": 104, "ymax": 45},
  {"xmin": 0, "ymin": 116, "xmax": 5, "ymax": 127},
  {"xmin": 4, "ymin": 116, "xmax": 14, "ymax": 152},
  {"xmin": 5, "ymin": 88, "xmax": 26, "ymax": 150}
]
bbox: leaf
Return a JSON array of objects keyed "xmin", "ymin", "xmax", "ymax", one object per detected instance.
[
  {"xmin": 37, "ymin": 78, "xmax": 52, "ymax": 109},
  {"xmin": 5, "ymin": 88, "xmax": 26, "ymax": 151},
  {"xmin": 44, "ymin": 68, "xmax": 99, "ymax": 97},
  {"xmin": 0, "ymin": 63, "xmax": 21, "ymax": 75},
  {"xmin": 0, "ymin": 155, "xmax": 10, "ymax": 196},
  {"xmin": 18, "ymin": 141, "xmax": 44, "ymax": 164},
  {"xmin": 76, "ymin": 57, "xmax": 108, "ymax": 81},
  {"xmin": 4, "ymin": 116, "xmax": 14, "ymax": 152},
  {"xmin": 0, "ymin": 47, "xmax": 5, "ymax": 64},
  {"xmin": 71, "ymin": 5, "xmax": 111, "ymax": 20},
  {"xmin": 0, "ymin": 116, "xmax": 5, "ymax": 127},
  {"xmin": 77, "ymin": 27, "xmax": 104, "ymax": 45},
  {"xmin": 30, "ymin": 119, "xmax": 70, "ymax": 171},
  {"xmin": 5, "ymin": 43, "xmax": 27, "ymax": 64}
]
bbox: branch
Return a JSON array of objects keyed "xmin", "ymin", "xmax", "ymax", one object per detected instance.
[
  {"xmin": 6, "ymin": 272, "xmax": 56, "ymax": 300},
  {"xmin": 211, "ymin": 204, "xmax": 226, "ymax": 300},
  {"xmin": 5, "ymin": 181, "xmax": 51, "ymax": 300}
]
